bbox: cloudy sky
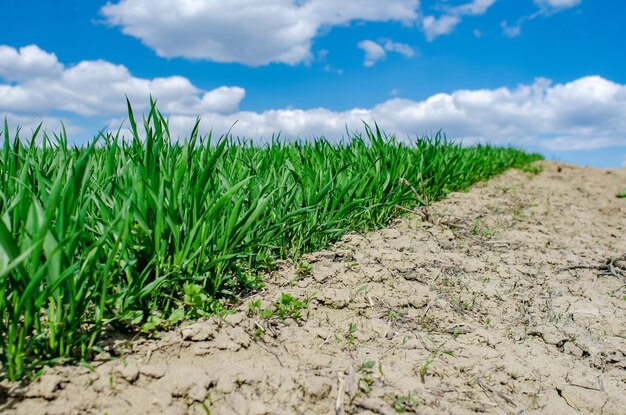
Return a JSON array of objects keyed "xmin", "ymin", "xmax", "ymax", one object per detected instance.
[{"xmin": 1, "ymin": 0, "xmax": 625, "ymax": 166}]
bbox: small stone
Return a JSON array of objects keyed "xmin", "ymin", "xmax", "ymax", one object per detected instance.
[
  {"xmin": 193, "ymin": 346, "xmax": 212, "ymax": 356},
  {"xmin": 116, "ymin": 363, "xmax": 140, "ymax": 383},
  {"xmin": 318, "ymin": 288, "xmax": 350, "ymax": 309},
  {"xmin": 187, "ymin": 383, "xmax": 209, "ymax": 402},
  {"xmin": 227, "ymin": 312, "xmax": 246, "ymax": 326},
  {"xmin": 166, "ymin": 366, "xmax": 213, "ymax": 403},
  {"xmin": 23, "ymin": 375, "xmax": 63, "ymax": 400},
  {"xmin": 528, "ymin": 324, "xmax": 568, "ymax": 346},
  {"xmin": 140, "ymin": 364, "xmax": 167, "ymax": 379},
  {"xmin": 212, "ymin": 333, "xmax": 235, "ymax": 350},
  {"xmin": 312, "ymin": 327, "xmax": 331, "ymax": 340},
  {"xmin": 181, "ymin": 322, "xmax": 216, "ymax": 341},
  {"xmin": 563, "ymin": 341, "xmax": 584, "ymax": 358},
  {"xmin": 228, "ymin": 326, "xmax": 251, "ymax": 348}
]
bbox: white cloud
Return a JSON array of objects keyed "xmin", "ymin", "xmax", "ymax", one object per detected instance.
[
  {"xmin": 358, "ymin": 39, "xmax": 414, "ymax": 66},
  {"xmin": 422, "ymin": 0, "xmax": 495, "ymax": 41},
  {"xmin": 422, "ymin": 15, "xmax": 461, "ymax": 41},
  {"xmin": 500, "ymin": 20, "xmax": 522, "ymax": 38},
  {"xmin": 501, "ymin": 0, "xmax": 580, "ymax": 38},
  {"xmin": 150, "ymin": 76, "xmax": 626, "ymax": 153},
  {"xmin": 0, "ymin": 45, "xmax": 245, "ymax": 117},
  {"xmin": 381, "ymin": 39, "xmax": 415, "ymax": 58},
  {"xmin": 358, "ymin": 40, "xmax": 386, "ymax": 67},
  {"xmin": 0, "ymin": 112, "xmax": 84, "ymax": 139},
  {"xmin": 0, "ymin": 45, "xmax": 63, "ymax": 82},
  {"xmin": 454, "ymin": 0, "xmax": 497, "ymax": 16},
  {"xmin": 101, "ymin": 0, "xmax": 421, "ymax": 66},
  {"xmin": 3, "ymin": 45, "xmax": 625, "ymax": 153},
  {"xmin": 534, "ymin": 0, "xmax": 582, "ymax": 12}
]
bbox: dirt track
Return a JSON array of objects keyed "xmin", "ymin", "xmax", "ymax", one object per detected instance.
[{"xmin": 2, "ymin": 161, "xmax": 625, "ymax": 415}]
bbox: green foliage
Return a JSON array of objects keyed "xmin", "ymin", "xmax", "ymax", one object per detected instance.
[
  {"xmin": 296, "ymin": 260, "xmax": 312, "ymax": 276},
  {"xmin": 519, "ymin": 163, "xmax": 543, "ymax": 175},
  {"xmin": 389, "ymin": 392, "xmax": 419, "ymax": 413},
  {"xmin": 247, "ymin": 293, "xmax": 307, "ymax": 321},
  {"xmin": 0, "ymin": 100, "xmax": 542, "ymax": 381},
  {"xmin": 358, "ymin": 360, "xmax": 376, "ymax": 394}
]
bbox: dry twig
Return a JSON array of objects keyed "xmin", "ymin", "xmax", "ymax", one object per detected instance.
[
  {"xmin": 559, "ymin": 254, "xmax": 626, "ymax": 280},
  {"xmin": 335, "ymin": 371, "xmax": 346, "ymax": 415}
]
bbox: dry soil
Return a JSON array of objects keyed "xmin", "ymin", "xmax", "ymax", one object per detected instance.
[{"xmin": 1, "ymin": 161, "xmax": 625, "ymax": 415}]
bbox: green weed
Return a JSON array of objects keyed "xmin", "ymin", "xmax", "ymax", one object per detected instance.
[{"xmin": 247, "ymin": 293, "xmax": 308, "ymax": 322}]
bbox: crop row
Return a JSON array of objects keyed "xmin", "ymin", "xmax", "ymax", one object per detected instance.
[{"xmin": 0, "ymin": 101, "xmax": 542, "ymax": 380}]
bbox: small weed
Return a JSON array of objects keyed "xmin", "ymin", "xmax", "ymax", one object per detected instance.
[
  {"xmin": 616, "ymin": 190, "xmax": 626, "ymax": 198},
  {"xmin": 296, "ymin": 260, "xmax": 312, "ymax": 276},
  {"xmin": 247, "ymin": 293, "xmax": 308, "ymax": 322},
  {"xmin": 358, "ymin": 360, "xmax": 376, "ymax": 395},
  {"xmin": 346, "ymin": 322, "xmax": 358, "ymax": 344},
  {"xmin": 359, "ymin": 360, "xmax": 376, "ymax": 371},
  {"xmin": 416, "ymin": 343, "xmax": 454, "ymax": 384},
  {"xmin": 232, "ymin": 267, "xmax": 266, "ymax": 293},
  {"xmin": 351, "ymin": 284, "xmax": 371, "ymax": 301},
  {"xmin": 470, "ymin": 218, "xmax": 493, "ymax": 238},
  {"xmin": 274, "ymin": 292, "xmax": 306, "ymax": 320},
  {"xmin": 550, "ymin": 311, "xmax": 563, "ymax": 322},
  {"xmin": 389, "ymin": 391, "xmax": 419, "ymax": 413},
  {"xmin": 247, "ymin": 299, "xmax": 262, "ymax": 316},
  {"xmin": 384, "ymin": 308, "xmax": 400, "ymax": 321},
  {"xmin": 419, "ymin": 358, "xmax": 434, "ymax": 383},
  {"xmin": 520, "ymin": 163, "xmax": 543, "ymax": 175},
  {"xmin": 336, "ymin": 322, "xmax": 359, "ymax": 347},
  {"xmin": 141, "ymin": 283, "xmax": 227, "ymax": 331}
]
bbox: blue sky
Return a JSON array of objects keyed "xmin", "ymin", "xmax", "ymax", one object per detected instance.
[{"xmin": 1, "ymin": 0, "xmax": 625, "ymax": 166}]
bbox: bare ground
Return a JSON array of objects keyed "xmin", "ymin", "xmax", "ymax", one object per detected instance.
[{"xmin": 1, "ymin": 161, "xmax": 625, "ymax": 415}]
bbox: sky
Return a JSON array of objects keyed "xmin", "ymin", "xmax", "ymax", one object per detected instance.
[{"xmin": 1, "ymin": 0, "xmax": 625, "ymax": 167}]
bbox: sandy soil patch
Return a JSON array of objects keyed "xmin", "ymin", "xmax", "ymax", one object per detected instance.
[{"xmin": 1, "ymin": 161, "xmax": 625, "ymax": 415}]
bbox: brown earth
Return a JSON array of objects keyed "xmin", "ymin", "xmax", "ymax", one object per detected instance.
[{"xmin": 1, "ymin": 161, "xmax": 625, "ymax": 415}]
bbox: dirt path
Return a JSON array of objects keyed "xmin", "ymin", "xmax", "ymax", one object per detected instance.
[{"xmin": 2, "ymin": 161, "xmax": 625, "ymax": 415}]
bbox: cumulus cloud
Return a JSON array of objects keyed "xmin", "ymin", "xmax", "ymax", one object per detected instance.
[
  {"xmin": 422, "ymin": 0, "xmax": 495, "ymax": 41},
  {"xmin": 2, "ymin": 45, "xmax": 624, "ymax": 153},
  {"xmin": 358, "ymin": 40, "xmax": 386, "ymax": 67},
  {"xmin": 151, "ymin": 76, "xmax": 626, "ymax": 152},
  {"xmin": 0, "ymin": 45, "xmax": 63, "ymax": 82},
  {"xmin": 101, "ymin": 0, "xmax": 420, "ymax": 66},
  {"xmin": 0, "ymin": 45, "xmax": 245, "ymax": 117},
  {"xmin": 358, "ymin": 39, "xmax": 414, "ymax": 66},
  {"xmin": 422, "ymin": 15, "xmax": 461, "ymax": 41}
]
